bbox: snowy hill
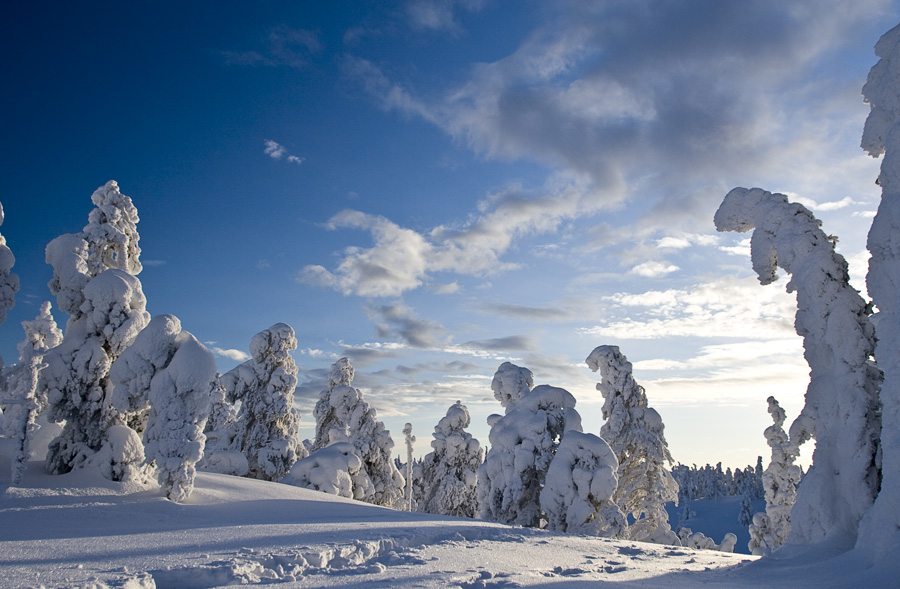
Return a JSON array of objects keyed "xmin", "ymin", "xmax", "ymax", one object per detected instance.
[{"xmin": 1, "ymin": 458, "xmax": 894, "ymax": 588}]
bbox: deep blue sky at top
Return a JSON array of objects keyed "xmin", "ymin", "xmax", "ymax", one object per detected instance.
[{"xmin": 2, "ymin": 1, "xmax": 899, "ymax": 466}]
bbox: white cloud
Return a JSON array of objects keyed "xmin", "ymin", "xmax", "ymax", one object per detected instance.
[
  {"xmin": 630, "ymin": 261, "xmax": 679, "ymax": 277},
  {"xmin": 264, "ymin": 139, "xmax": 304, "ymax": 165},
  {"xmin": 208, "ymin": 346, "xmax": 251, "ymax": 362}
]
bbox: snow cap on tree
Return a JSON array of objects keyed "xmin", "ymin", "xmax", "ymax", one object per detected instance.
[
  {"xmin": 715, "ymin": 187, "xmax": 881, "ymax": 546},
  {"xmin": 0, "ymin": 201, "xmax": 20, "ymax": 326},
  {"xmin": 541, "ymin": 430, "xmax": 626, "ymax": 537},
  {"xmin": 491, "ymin": 361, "xmax": 534, "ymax": 410}
]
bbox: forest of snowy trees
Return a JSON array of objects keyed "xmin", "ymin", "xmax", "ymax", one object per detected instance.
[{"xmin": 2, "ymin": 19, "xmax": 900, "ymax": 575}]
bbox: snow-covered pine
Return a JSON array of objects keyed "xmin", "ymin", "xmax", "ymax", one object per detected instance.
[
  {"xmin": 540, "ymin": 430, "xmax": 626, "ymax": 538},
  {"xmin": 857, "ymin": 22, "xmax": 900, "ymax": 561},
  {"xmin": 715, "ymin": 187, "xmax": 881, "ymax": 546},
  {"xmin": 1, "ymin": 302, "xmax": 63, "ymax": 483},
  {"xmin": 82, "ymin": 180, "xmax": 142, "ymax": 277},
  {"xmin": 748, "ymin": 396, "xmax": 800, "ymax": 555},
  {"xmin": 420, "ymin": 401, "xmax": 482, "ymax": 518},
  {"xmin": 222, "ymin": 323, "xmax": 305, "ymax": 481},
  {"xmin": 477, "ymin": 372, "xmax": 582, "ymax": 528},
  {"xmin": 199, "ymin": 374, "xmax": 244, "ymax": 475},
  {"xmin": 586, "ymin": 345, "xmax": 680, "ymax": 545},
  {"xmin": 0, "ymin": 201, "xmax": 20, "ymax": 327},
  {"xmin": 109, "ymin": 314, "xmax": 216, "ymax": 501},
  {"xmin": 307, "ymin": 357, "xmax": 404, "ymax": 508}
]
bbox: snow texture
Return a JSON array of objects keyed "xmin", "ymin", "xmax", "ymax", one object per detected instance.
[
  {"xmin": 478, "ymin": 374, "xmax": 582, "ymax": 528},
  {"xmin": 586, "ymin": 345, "xmax": 680, "ymax": 545},
  {"xmin": 715, "ymin": 187, "xmax": 881, "ymax": 547},
  {"xmin": 0, "ymin": 201, "xmax": 20, "ymax": 326},
  {"xmin": 42, "ymin": 269, "xmax": 150, "ymax": 475},
  {"xmin": 748, "ymin": 396, "xmax": 801, "ymax": 555},
  {"xmin": 222, "ymin": 323, "xmax": 304, "ymax": 481},
  {"xmin": 420, "ymin": 401, "xmax": 482, "ymax": 518},
  {"xmin": 110, "ymin": 314, "xmax": 216, "ymax": 501},
  {"xmin": 857, "ymin": 21, "xmax": 900, "ymax": 563},
  {"xmin": 309, "ymin": 357, "xmax": 404, "ymax": 508},
  {"xmin": 541, "ymin": 429, "xmax": 626, "ymax": 537}
]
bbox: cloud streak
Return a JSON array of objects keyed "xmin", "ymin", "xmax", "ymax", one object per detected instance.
[{"xmin": 264, "ymin": 140, "xmax": 304, "ymax": 165}]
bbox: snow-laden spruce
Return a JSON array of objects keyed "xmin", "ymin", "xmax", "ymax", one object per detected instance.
[
  {"xmin": 586, "ymin": 345, "xmax": 679, "ymax": 545},
  {"xmin": 857, "ymin": 21, "xmax": 900, "ymax": 560},
  {"xmin": 109, "ymin": 315, "xmax": 216, "ymax": 501},
  {"xmin": 199, "ymin": 375, "xmax": 244, "ymax": 475},
  {"xmin": 478, "ymin": 365, "xmax": 582, "ymax": 527},
  {"xmin": 1, "ymin": 302, "xmax": 63, "ymax": 483},
  {"xmin": 540, "ymin": 430, "xmax": 626, "ymax": 537},
  {"xmin": 420, "ymin": 401, "xmax": 482, "ymax": 518},
  {"xmin": 221, "ymin": 323, "xmax": 305, "ymax": 481},
  {"xmin": 0, "ymin": 201, "xmax": 20, "ymax": 327},
  {"xmin": 307, "ymin": 357, "xmax": 404, "ymax": 508},
  {"xmin": 748, "ymin": 396, "xmax": 801, "ymax": 555},
  {"xmin": 715, "ymin": 188, "xmax": 881, "ymax": 546}
]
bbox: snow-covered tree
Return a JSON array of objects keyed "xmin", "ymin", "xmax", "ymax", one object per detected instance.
[
  {"xmin": 857, "ymin": 22, "xmax": 900, "ymax": 560},
  {"xmin": 283, "ymin": 442, "xmax": 375, "ymax": 501},
  {"xmin": 586, "ymin": 345, "xmax": 680, "ymax": 545},
  {"xmin": 199, "ymin": 375, "xmax": 244, "ymax": 475},
  {"xmin": 109, "ymin": 315, "xmax": 216, "ymax": 501},
  {"xmin": 82, "ymin": 180, "xmax": 142, "ymax": 277},
  {"xmin": 715, "ymin": 187, "xmax": 882, "ymax": 546},
  {"xmin": 43, "ymin": 269, "xmax": 150, "ymax": 475},
  {"xmin": 0, "ymin": 201, "xmax": 20, "ymax": 327},
  {"xmin": 478, "ymin": 377, "xmax": 582, "ymax": 528},
  {"xmin": 403, "ymin": 422, "xmax": 415, "ymax": 512},
  {"xmin": 491, "ymin": 361, "xmax": 534, "ymax": 411},
  {"xmin": 222, "ymin": 323, "xmax": 305, "ymax": 481},
  {"xmin": 312, "ymin": 356, "xmax": 355, "ymax": 450},
  {"xmin": 1, "ymin": 302, "xmax": 63, "ymax": 483},
  {"xmin": 420, "ymin": 401, "xmax": 482, "ymax": 518},
  {"xmin": 540, "ymin": 430, "xmax": 626, "ymax": 537},
  {"xmin": 749, "ymin": 396, "xmax": 801, "ymax": 555},
  {"xmin": 307, "ymin": 357, "xmax": 404, "ymax": 508}
]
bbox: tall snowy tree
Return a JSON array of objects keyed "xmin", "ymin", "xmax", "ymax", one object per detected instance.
[
  {"xmin": 109, "ymin": 315, "xmax": 216, "ymax": 501},
  {"xmin": 540, "ymin": 430, "xmax": 626, "ymax": 537},
  {"xmin": 307, "ymin": 357, "xmax": 404, "ymax": 508},
  {"xmin": 0, "ymin": 201, "xmax": 20, "ymax": 328},
  {"xmin": 715, "ymin": 187, "xmax": 882, "ymax": 546},
  {"xmin": 856, "ymin": 22, "xmax": 900, "ymax": 560},
  {"xmin": 402, "ymin": 422, "xmax": 415, "ymax": 512},
  {"xmin": 586, "ymin": 345, "xmax": 680, "ymax": 545},
  {"xmin": 420, "ymin": 401, "xmax": 482, "ymax": 518},
  {"xmin": 477, "ymin": 370, "xmax": 582, "ymax": 528},
  {"xmin": 748, "ymin": 396, "xmax": 801, "ymax": 555},
  {"xmin": 222, "ymin": 323, "xmax": 305, "ymax": 481},
  {"xmin": 41, "ymin": 181, "xmax": 150, "ymax": 475}
]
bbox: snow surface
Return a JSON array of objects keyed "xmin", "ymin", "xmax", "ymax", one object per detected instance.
[{"xmin": 3, "ymin": 455, "xmax": 900, "ymax": 588}]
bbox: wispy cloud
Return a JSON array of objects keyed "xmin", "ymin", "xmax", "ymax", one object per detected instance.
[
  {"xmin": 221, "ymin": 26, "xmax": 321, "ymax": 70},
  {"xmin": 405, "ymin": 0, "xmax": 485, "ymax": 33},
  {"xmin": 207, "ymin": 346, "xmax": 251, "ymax": 362},
  {"xmin": 264, "ymin": 140, "xmax": 304, "ymax": 165}
]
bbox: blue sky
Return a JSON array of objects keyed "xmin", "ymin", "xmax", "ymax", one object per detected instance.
[{"xmin": 2, "ymin": 0, "xmax": 898, "ymax": 468}]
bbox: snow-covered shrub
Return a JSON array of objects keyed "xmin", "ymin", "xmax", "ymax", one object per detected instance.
[
  {"xmin": 0, "ymin": 201, "xmax": 20, "ymax": 326},
  {"xmin": 857, "ymin": 22, "xmax": 900, "ymax": 559},
  {"xmin": 586, "ymin": 345, "xmax": 680, "ymax": 545},
  {"xmin": 715, "ymin": 187, "xmax": 881, "ymax": 546},
  {"xmin": 43, "ymin": 269, "xmax": 150, "ymax": 475},
  {"xmin": 677, "ymin": 528, "xmax": 737, "ymax": 553},
  {"xmin": 282, "ymin": 441, "xmax": 375, "ymax": 501},
  {"xmin": 477, "ymin": 380, "xmax": 582, "ymax": 527},
  {"xmin": 748, "ymin": 396, "xmax": 801, "ymax": 555},
  {"xmin": 110, "ymin": 314, "xmax": 216, "ymax": 500},
  {"xmin": 541, "ymin": 430, "xmax": 626, "ymax": 537},
  {"xmin": 88, "ymin": 424, "xmax": 150, "ymax": 484},
  {"xmin": 308, "ymin": 357, "xmax": 404, "ymax": 508},
  {"xmin": 222, "ymin": 323, "xmax": 305, "ymax": 481},
  {"xmin": 420, "ymin": 401, "xmax": 482, "ymax": 518}
]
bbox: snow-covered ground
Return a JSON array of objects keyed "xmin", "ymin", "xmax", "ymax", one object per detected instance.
[{"xmin": 1, "ymin": 456, "xmax": 894, "ymax": 589}]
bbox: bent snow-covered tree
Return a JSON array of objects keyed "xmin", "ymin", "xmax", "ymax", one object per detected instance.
[
  {"xmin": 42, "ymin": 181, "xmax": 149, "ymax": 475},
  {"xmin": 308, "ymin": 357, "xmax": 404, "ymax": 508},
  {"xmin": 540, "ymin": 430, "xmax": 626, "ymax": 537},
  {"xmin": 857, "ymin": 22, "xmax": 900, "ymax": 560},
  {"xmin": 491, "ymin": 361, "xmax": 534, "ymax": 412},
  {"xmin": 715, "ymin": 188, "xmax": 881, "ymax": 546},
  {"xmin": 110, "ymin": 315, "xmax": 216, "ymax": 501},
  {"xmin": 748, "ymin": 396, "xmax": 801, "ymax": 555},
  {"xmin": 0, "ymin": 201, "xmax": 20, "ymax": 327},
  {"xmin": 478, "ymin": 373, "xmax": 582, "ymax": 528},
  {"xmin": 420, "ymin": 401, "xmax": 483, "ymax": 518},
  {"xmin": 586, "ymin": 345, "xmax": 679, "ymax": 545},
  {"xmin": 222, "ymin": 323, "xmax": 305, "ymax": 481}
]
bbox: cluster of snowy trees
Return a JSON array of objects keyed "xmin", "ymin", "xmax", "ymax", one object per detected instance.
[{"xmin": 672, "ymin": 460, "xmax": 764, "ymax": 504}]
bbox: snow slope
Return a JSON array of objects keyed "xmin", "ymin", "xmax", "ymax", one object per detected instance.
[{"xmin": 0, "ymin": 456, "xmax": 894, "ymax": 588}]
